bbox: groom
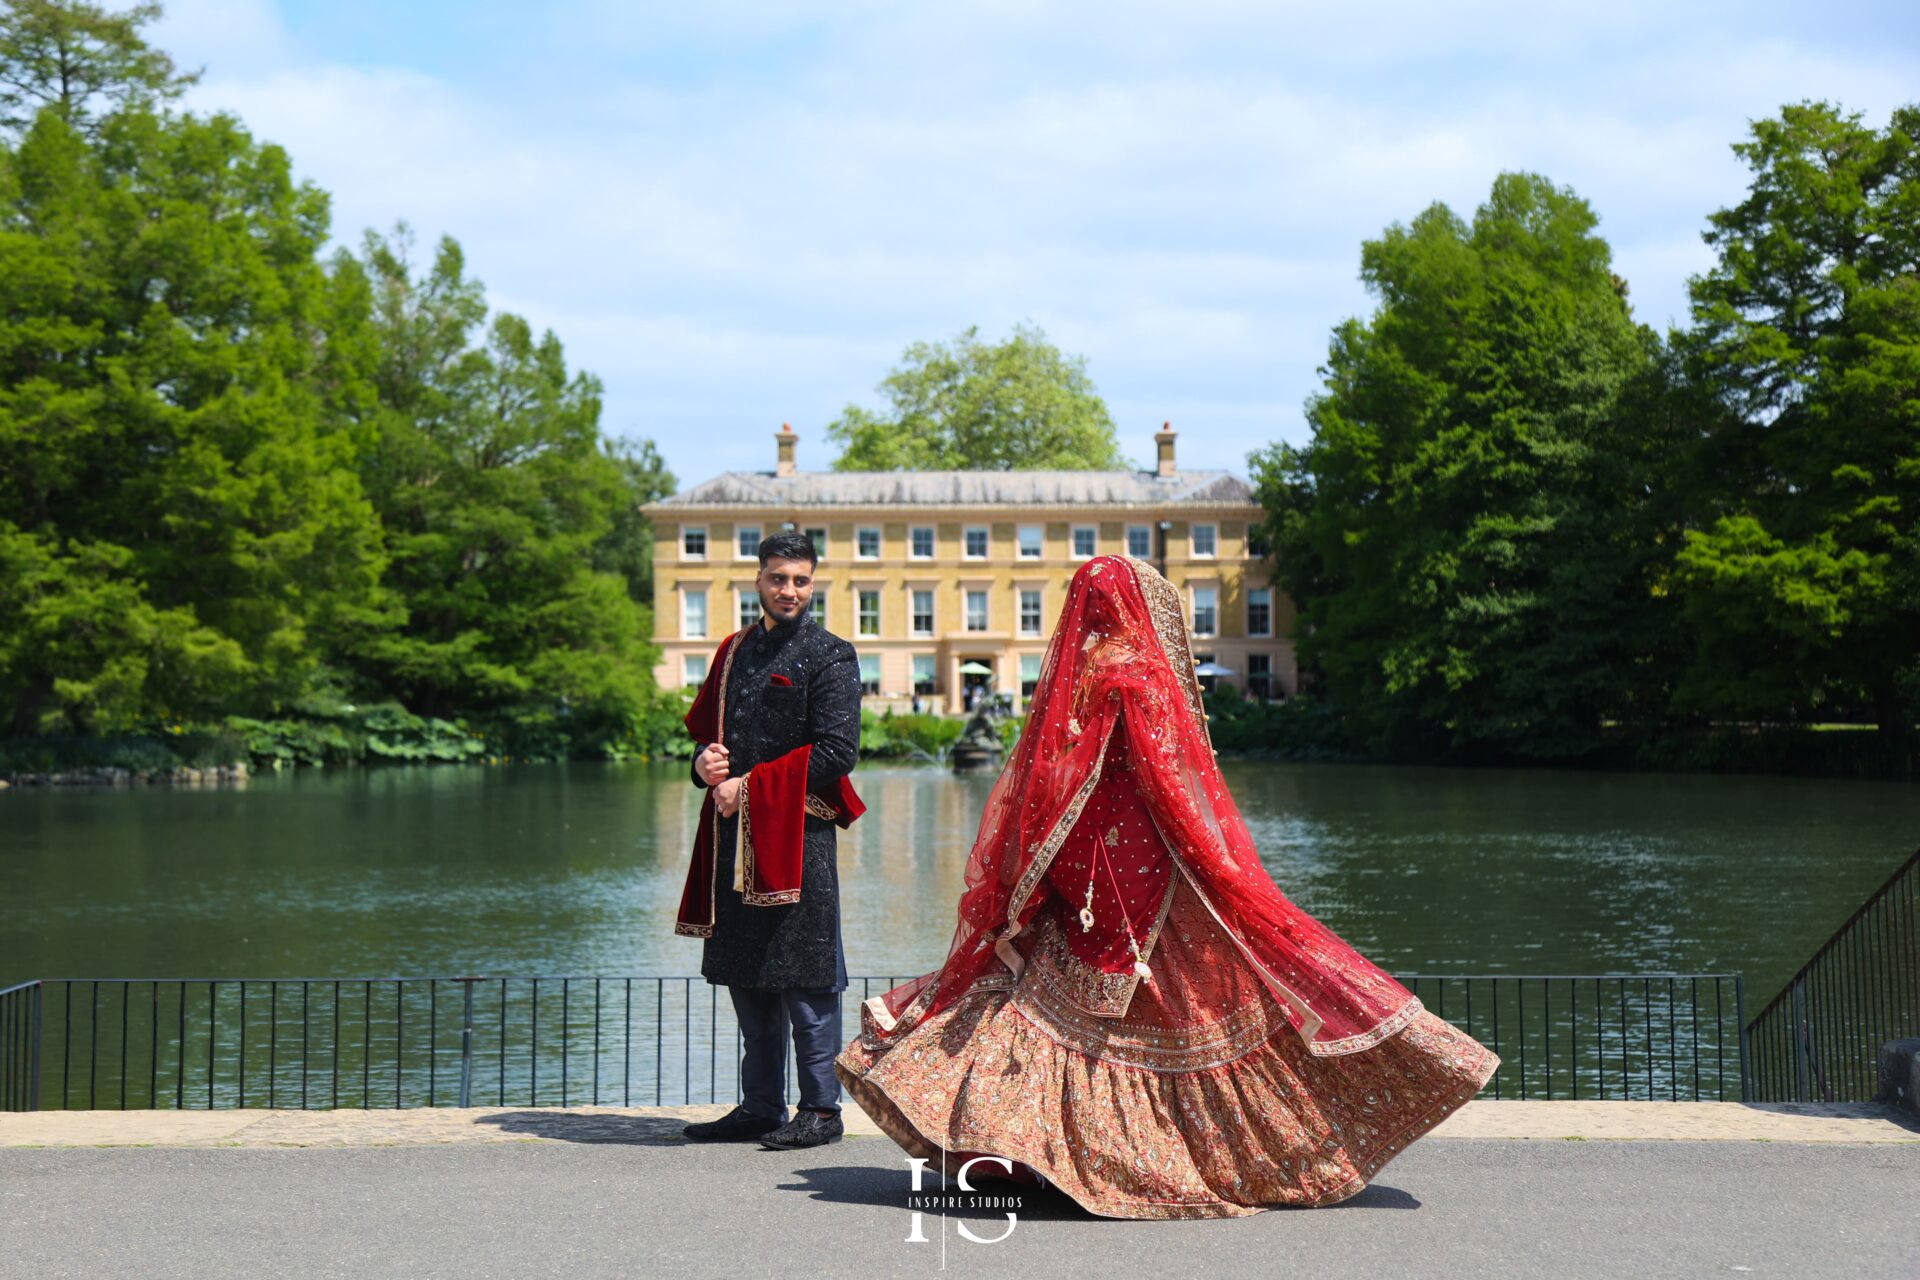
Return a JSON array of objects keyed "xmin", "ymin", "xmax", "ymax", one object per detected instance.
[{"xmin": 675, "ymin": 530, "xmax": 864, "ymax": 1150}]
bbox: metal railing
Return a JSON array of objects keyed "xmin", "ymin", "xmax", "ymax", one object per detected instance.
[
  {"xmin": 0, "ymin": 971, "xmax": 1746, "ymax": 1112},
  {"xmin": 1, "ymin": 980, "xmax": 41, "ymax": 1112},
  {"xmin": 1403, "ymin": 974, "xmax": 1745, "ymax": 1102},
  {"xmin": 1745, "ymin": 847, "xmax": 1920, "ymax": 1102}
]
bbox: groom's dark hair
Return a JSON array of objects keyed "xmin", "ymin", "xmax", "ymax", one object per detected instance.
[{"xmin": 757, "ymin": 530, "xmax": 818, "ymax": 568}]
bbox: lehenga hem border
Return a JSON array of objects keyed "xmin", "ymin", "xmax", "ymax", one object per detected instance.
[{"xmin": 835, "ymin": 1003, "xmax": 1501, "ymax": 1221}]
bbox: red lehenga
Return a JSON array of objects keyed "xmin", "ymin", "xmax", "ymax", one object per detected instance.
[{"xmin": 835, "ymin": 555, "xmax": 1498, "ymax": 1219}]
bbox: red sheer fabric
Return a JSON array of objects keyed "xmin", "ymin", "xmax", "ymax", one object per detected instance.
[
  {"xmin": 1043, "ymin": 744, "xmax": 1174, "ymax": 980},
  {"xmin": 866, "ymin": 555, "xmax": 1419, "ymax": 1056}
]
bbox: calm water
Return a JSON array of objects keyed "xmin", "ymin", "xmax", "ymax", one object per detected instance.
[{"xmin": 3, "ymin": 761, "xmax": 1917, "ymax": 1003}]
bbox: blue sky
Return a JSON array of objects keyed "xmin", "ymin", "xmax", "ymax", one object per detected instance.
[{"xmin": 152, "ymin": 2, "xmax": 1920, "ymax": 486}]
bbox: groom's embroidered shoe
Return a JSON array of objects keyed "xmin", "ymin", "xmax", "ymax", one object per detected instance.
[
  {"xmin": 758, "ymin": 1109, "xmax": 844, "ymax": 1150},
  {"xmin": 683, "ymin": 1105, "xmax": 784, "ymax": 1142}
]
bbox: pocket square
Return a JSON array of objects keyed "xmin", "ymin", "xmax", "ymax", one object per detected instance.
[{"xmin": 769, "ymin": 673, "xmax": 793, "ymax": 687}]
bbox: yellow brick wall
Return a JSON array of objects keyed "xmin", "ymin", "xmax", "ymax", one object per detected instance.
[{"xmin": 651, "ymin": 508, "xmax": 1296, "ymax": 709}]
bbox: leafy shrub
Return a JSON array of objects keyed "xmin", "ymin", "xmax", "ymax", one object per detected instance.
[{"xmin": 1200, "ymin": 693, "xmax": 1362, "ymax": 760}]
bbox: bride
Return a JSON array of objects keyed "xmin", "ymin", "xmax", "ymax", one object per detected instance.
[{"xmin": 836, "ymin": 555, "xmax": 1497, "ymax": 1218}]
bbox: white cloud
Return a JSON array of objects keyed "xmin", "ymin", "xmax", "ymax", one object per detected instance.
[{"xmin": 153, "ymin": 2, "xmax": 1920, "ymax": 482}]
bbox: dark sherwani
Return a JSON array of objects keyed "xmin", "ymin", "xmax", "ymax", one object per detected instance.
[{"xmin": 693, "ymin": 611, "xmax": 862, "ymax": 991}]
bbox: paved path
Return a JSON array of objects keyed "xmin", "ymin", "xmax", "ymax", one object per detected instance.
[
  {"xmin": 4, "ymin": 1136, "xmax": 1916, "ymax": 1279},
  {"xmin": 2, "ymin": 1099, "xmax": 1914, "ymax": 1147}
]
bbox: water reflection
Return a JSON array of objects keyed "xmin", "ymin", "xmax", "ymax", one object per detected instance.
[{"xmin": 2, "ymin": 760, "xmax": 1916, "ymax": 1004}]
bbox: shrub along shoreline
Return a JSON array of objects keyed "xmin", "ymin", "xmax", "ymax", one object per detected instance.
[
  {"xmin": 6, "ymin": 694, "xmax": 1913, "ymax": 785},
  {"xmin": 0, "ymin": 703, "xmax": 1021, "ymax": 783}
]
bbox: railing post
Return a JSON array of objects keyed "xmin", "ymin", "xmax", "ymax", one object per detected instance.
[
  {"xmin": 458, "ymin": 979, "xmax": 476, "ymax": 1108},
  {"xmin": 29, "ymin": 981, "xmax": 41, "ymax": 1112},
  {"xmin": 1789, "ymin": 977, "xmax": 1810, "ymax": 1103},
  {"xmin": 1733, "ymin": 976, "xmax": 1749, "ymax": 1103}
]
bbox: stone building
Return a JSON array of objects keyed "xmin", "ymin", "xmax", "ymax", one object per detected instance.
[{"xmin": 643, "ymin": 425, "xmax": 1295, "ymax": 712}]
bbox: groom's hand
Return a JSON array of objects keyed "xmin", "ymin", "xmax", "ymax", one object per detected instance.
[
  {"xmin": 695, "ymin": 743, "xmax": 731, "ymax": 786},
  {"xmin": 713, "ymin": 776, "xmax": 743, "ymax": 817}
]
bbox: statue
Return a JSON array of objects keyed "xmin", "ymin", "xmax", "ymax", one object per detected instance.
[{"xmin": 949, "ymin": 694, "xmax": 1005, "ymax": 773}]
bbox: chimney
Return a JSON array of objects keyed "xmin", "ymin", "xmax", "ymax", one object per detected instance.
[
  {"xmin": 775, "ymin": 423, "xmax": 798, "ymax": 477},
  {"xmin": 1155, "ymin": 422, "xmax": 1177, "ymax": 479}
]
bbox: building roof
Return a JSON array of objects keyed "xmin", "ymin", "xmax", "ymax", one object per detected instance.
[{"xmin": 647, "ymin": 469, "xmax": 1256, "ymax": 511}]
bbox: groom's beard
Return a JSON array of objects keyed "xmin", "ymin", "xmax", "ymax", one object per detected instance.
[{"xmin": 760, "ymin": 589, "xmax": 808, "ymax": 621}]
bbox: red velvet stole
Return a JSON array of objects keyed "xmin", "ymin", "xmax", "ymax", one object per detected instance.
[{"xmin": 673, "ymin": 628, "xmax": 866, "ymax": 939}]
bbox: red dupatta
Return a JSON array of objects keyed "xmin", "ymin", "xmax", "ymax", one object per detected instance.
[
  {"xmin": 863, "ymin": 555, "xmax": 1419, "ymax": 1056},
  {"xmin": 674, "ymin": 628, "xmax": 865, "ymax": 938}
]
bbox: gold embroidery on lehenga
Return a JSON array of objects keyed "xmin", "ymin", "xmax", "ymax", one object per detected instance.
[
  {"xmin": 1023, "ymin": 882, "xmax": 1177, "ymax": 1021},
  {"xmin": 836, "ymin": 917, "xmax": 1500, "ymax": 1219}
]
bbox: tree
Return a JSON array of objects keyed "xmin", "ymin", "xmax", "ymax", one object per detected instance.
[
  {"xmin": 0, "ymin": 5, "xmax": 675, "ymax": 754},
  {"xmin": 1672, "ymin": 102, "xmax": 1920, "ymax": 736},
  {"xmin": 0, "ymin": 0, "xmax": 197, "ymax": 136},
  {"xmin": 337, "ymin": 226, "xmax": 660, "ymax": 742},
  {"xmin": 0, "ymin": 104, "xmax": 389, "ymax": 732},
  {"xmin": 592, "ymin": 436, "xmax": 676, "ymax": 605},
  {"xmin": 827, "ymin": 324, "xmax": 1127, "ymax": 471},
  {"xmin": 1253, "ymin": 173, "xmax": 1672, "ymax": 759}
]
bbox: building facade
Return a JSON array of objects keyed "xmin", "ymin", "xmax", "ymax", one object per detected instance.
[{"xmin": 643, "ymin": 425, "xmax": 1296, "ymax": 712}]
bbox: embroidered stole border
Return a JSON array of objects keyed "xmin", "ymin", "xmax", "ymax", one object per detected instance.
[{"xmin": 671, "ymin": 628, "xmax": 748, "ymax": 939}]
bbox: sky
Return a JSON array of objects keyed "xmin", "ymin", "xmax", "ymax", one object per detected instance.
[{"xmin": 150, "ymin": 1, "xmax": 1920, "ymax": 487}]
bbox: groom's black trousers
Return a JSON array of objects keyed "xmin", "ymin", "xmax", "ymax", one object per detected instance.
[{"xmin": 730, "ymin": 987, "xmax": 842, "ymax": 1119}]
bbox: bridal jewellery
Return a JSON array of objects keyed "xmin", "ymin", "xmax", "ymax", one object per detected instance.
[{"xmin": 1080, "ymin": 822, "xmax": 1152, "ymax": 982}]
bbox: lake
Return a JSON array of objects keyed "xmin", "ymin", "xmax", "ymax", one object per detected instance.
[{"xmin": 4, "ymin": 760, "xmax": 1917, "ymax": 1005}]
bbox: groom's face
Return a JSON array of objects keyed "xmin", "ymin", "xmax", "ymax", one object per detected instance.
[{"xmin": 756, "ymin": 556, "xmax": 815, "ymax": 625}]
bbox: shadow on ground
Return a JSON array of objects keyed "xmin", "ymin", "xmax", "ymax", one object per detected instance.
[
  {"xmin": 778, "ymin": 1162, "xmax": 1422, "ymax": 1217},
  {"xmin": 473, "ymin": 1111, "xmax": 692, "ymax": 1145}
]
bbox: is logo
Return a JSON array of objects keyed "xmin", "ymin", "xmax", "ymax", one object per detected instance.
[{"xmin": 903, "ymin": 1156, "xmax": 1020, "ymax": 1246}]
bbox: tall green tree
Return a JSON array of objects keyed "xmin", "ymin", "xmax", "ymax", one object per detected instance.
[
  {"xmin": 592, "ymin": 436, "xmax": 675, "ymax": 605},
  {"xmin": 1672, "ymin": 102, "xmax": 1920, "ymax": 735},
  {"xmin": 827, "ymin": 323, "xmax": 1127, "ymax": 470},
  {"xmin": 1253, "ymin": 173, "xmax": 1672, "ymax": 758},
  {"xmin": 0, "ymin": 103, "xmax": 389, "ymax": 733},
  {"xmin": 338, "ymin": 226, "xmax": 658, "ymax": 742},
  {"xmin": 0, "ymin": 0, "xmax": 196, "ymax": 136}
]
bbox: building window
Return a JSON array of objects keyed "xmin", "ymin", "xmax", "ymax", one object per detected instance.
[
  {"xmin": 804, "ymin": 527, "xmax": 827, "ymax": 559},
  {"xmin": 1247, "ymin": 653, "xmax": 1272, "ymax": 701},
  {"xmin": 1247, "ymin": 528, "xmax": 1270, "ymax": 558},
  {"xmin": 857, "ymin": 589, "xmax": 880, "ymax": 637},
  {"xmin": 856, "ymin": 527, "xmax": 881, "ymax": 559},
  {"xmin": 910, "ymin": 526, "xmax": 934, "ymax": 559},
  {"xmin": 1018, "ymin": 589, "xmax": 1042, "ymax": 637},
  {"xmin": 912, "ymin": 654, "xmax": 936, "ymax": 697},
  {"xmin": 1191, "ymin": 586, "xmax": 1217, "ymax": 637},
  {"xmin": 965, "ymin": 590, "xmax": 988, "ymax": 632},
  {"xmin": 737, "ymin": 590, "xmax": 762, "ymax": 630},
  {"xmin": 1126, "ymin": 524, "xmax": 1152, "ymax": 558},
  {"xmin": 681, "ymin": 526, "xmax": 707, "ymax": 560},
  {"xmin": 1248, "ymin": 587, "xmax": 1272, "ymax": 637},
  {"xmin": 682, "ymin": 588, "xmax": 707, "ymax": 639},
  {"xmin": 1019, "ymin": 654, "xmax": 1043, "ymax": 698},
  {"xmin": 1071, "ymin": 526, "xmax": 1096, "ymax": 558},
  {"xmin": 911, "ymin": 589, "xmax": 934, "ymax": 638},
  {"xmin": 683, "ymin": 654, "xmax": 707, "ymax": 687},
  {"xmin": 964, "ymin": 526, "xmax": 989, "ymax": 559},
  {"xmin": 858, "ymin": 653, "xmax": 881, "ymax": 696},
  {"xmin": 736, "ymin": 525, "xmax": 761, "ymax": 559},
  {"xmin": 1191, "ymin": 523, "xmax": 1217, "ymax": 558},
  {"xmin": 808, "ymin": 591, "xmax": 827, "ymax": 625},
  {"xmin": 1016, "ymin": 525, "xmax": 1042, "ymax": 559}
]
